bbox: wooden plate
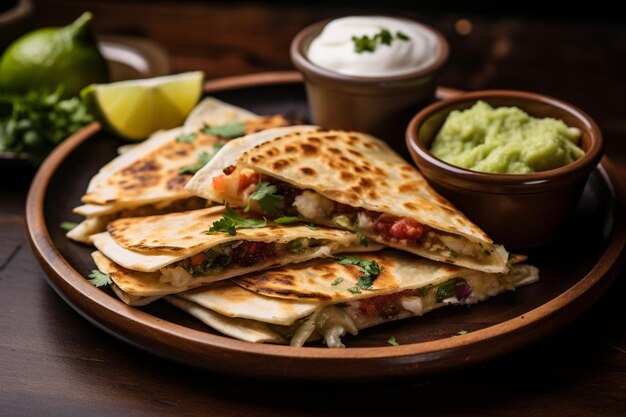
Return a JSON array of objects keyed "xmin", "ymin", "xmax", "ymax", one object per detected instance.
[{"xmin": 25, "ymin": 71, "xmax": 626, "ymax": 380}]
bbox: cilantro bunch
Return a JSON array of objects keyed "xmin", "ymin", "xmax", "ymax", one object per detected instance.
[{"xmin": 0, "ymin": 88, "xmax": 93, "ymax": 164}]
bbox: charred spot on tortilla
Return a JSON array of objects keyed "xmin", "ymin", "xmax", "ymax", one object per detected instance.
[
  {"xmin": 341, "ymin": 172, "xmax": 355, "ymax": 181},
  {"xmin": 285, "ymin": 145, "xmax": 297, "ymax": 153},
  {"xmin": 272, "ymin": 159, "xmax": 289, "ymax": 170},
  {"xmin": 300, "ymin": 167, "xmax": 316, "ymax": 176},
  {"xmin": 398, "ymin": 182, "xmax": 419, "ymax": 193},
  {"xmin": 300, "ymin": 144, "xmax": 318, "ymax": 155},
  {"xmin": 166, "ymin": 176, "xmax": 189, "ymax": 191}
]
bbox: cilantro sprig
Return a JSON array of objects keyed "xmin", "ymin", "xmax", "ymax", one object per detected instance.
[
  {"xmin": 387, "ymin": 337, "xmax": 400, "ymax": 346},
  {"xmin": 331, "ymin": 277, "xmax": 344, "ymax": 286},
  {"xmin": 274, "ymin": 216, "xmax": 300, "ymax": 224},
  {"xmin": 0, "ymin": 88, "xmax": 93, "ymax": 165},
  {"xmin": 87, "ymin": 270, "xmax": 112, "ymax": 287},
  {"xmin": 59, "ymin": 221, "xmax": 78, "ymax": 232},
  {"xmin": 201, "ymin": 121, "xmax": 246, "ymax": 139},
  {"xmin": 351, "ymin": 28, "xmax": 411, "ymax": 54},
  {"xmin": 245, "ymin": 181, "xmax": 285, "ymax": 216},
  {"xmin": 178, "ymin": 144, "xmax": 223, "ymax": 175},
  {"xmin": 336, "ymin": 255, "xmax": 384, "ymax": 290},
  {"xmin": 176, "ymin": 132, "xmax": 197, "ymax": 143},
  {"xmin": 208, "ymin": 202, "xmax": 267, "ymax": 235}
]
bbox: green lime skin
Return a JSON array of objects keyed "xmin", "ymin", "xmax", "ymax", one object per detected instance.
[{"xmin": 0, "ymin": 12, "xmax": 109, "ymax": 97}]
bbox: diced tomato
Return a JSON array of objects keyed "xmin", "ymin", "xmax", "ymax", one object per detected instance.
[
  {"xmin": 212, "ymin": 175, "xmax": 227, "ymax": 194},
  {"xmin": 374, "ymin": 215, "xmax": 425, "ymax": 241},
  {"xmin": 190, "ymin": 252, "xmax": 207, "ymax": 265},
  {"xmin": 238, "ymin": 172, "xmax": 259, "ymax": 192}
]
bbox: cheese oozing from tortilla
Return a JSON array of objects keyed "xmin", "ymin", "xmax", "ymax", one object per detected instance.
[{"xmin": 167, "ymin": 263, "xmax": 539, "ymax": 348}]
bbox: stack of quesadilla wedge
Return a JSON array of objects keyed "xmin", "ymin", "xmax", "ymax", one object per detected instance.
[
  {"xmin": 67, "ymin": 97, "xmax": 297, "ymax": 244},
  {"xmin": 95, "ymin": 250, "xmax": 538, "ymax": 346},
  {"xmin": 186, "ymin": 127, "xmax": 509, "ymax": 273},
  {"xmin": 73, "ymin": 102, "xmax": 539, "ymax": 348},
  {"xmin": 91, "ymin": 206, "xmax": 381, "ymax": 305}
]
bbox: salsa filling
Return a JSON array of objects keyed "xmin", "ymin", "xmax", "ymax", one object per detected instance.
[{"xmin": 210, "ymin": 166, "xmax": 497, "ymax": 264}]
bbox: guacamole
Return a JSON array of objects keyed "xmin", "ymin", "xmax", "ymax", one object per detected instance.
[{"xmin": 430, "ymin": 101, "xmax": 584, "ymax": 174}]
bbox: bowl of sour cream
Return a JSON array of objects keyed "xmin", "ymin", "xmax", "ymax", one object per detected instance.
[{"xmin": 291, "ymin": 16, "xmax": 448, "ymax": 154}]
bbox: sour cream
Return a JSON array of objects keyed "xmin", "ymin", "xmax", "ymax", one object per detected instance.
[{"xmin": 307, "ymin": 16, "xmax": 439, "ymax": 77}]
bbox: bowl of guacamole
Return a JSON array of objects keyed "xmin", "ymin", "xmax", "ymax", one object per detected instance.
[{"xmin": 406, "ymin": 90, "xmax": 603, "ymax": 248}]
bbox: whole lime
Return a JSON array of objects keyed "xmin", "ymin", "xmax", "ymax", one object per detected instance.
[{"xmin": 0, "ymin": 12, "xmax": 109, "ymax": 97}]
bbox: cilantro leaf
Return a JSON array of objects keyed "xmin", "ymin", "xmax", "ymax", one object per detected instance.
[
  {"xmin": 87, "ymin": 270, "xmax": 112, "ymax": 287},
  {"xmin": 176, "ymin": 132, "xmax": 197, "ymax": 143},
  {"xmin": 201, "ymin": 121, "xmax": 246, "ymax": 139},
  {"xmin": 357, "ymin": 233, "xmax": 368, "ymax": 246},
  {"xmin": 351, "ymin": 28, "xmax": 411, "ymax": 53},
  {"xmin": 274, "ymin": 216, "xmax": 300, "ymax": 224},
  {"xmin": 336, "ymin": 255, "xmax": 383, "ymax": 290},
  {"xmin": 347, "ymin": 286, "xmax": 361, "ymax": 294},
  {"xmin": 387, "ymin": 337, "xmax": 400, "ymax": 346},
  {"xmin": 331, "ymin": 277, "xmax": 344, "ymax": 286},
  {"xmin": 178, "ymin": 144, "xmax": 223, "ymax": 175},
  {"xmin": 456, "ymin": 329, "xmax": 469, "ymax": 336},
  {"xmin": 396, "ymin": 31, "xmax": 410, "ymax": 41},
  {"xmin": 207, "ymin": 202, "xmax": 267, "ymax": 235},
  {"xmin": 305, "ymin": 224, "xmax": 316, "ymax": 230},
  {"xmin": 245, "ymin": 181, "xmax": 284, "ymax": 216},
  {"xmin": 59, "ymin": 221, "xmax": 78, "ymax": 232}
]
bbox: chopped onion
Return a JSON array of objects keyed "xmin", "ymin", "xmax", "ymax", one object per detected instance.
[
  {"xmin": 293, "ymin": 191, "xmax": 334, "ymax": 220},
  {"xmin": 159, "ymin": 266, "xmax": 193, "ymax": 287}
]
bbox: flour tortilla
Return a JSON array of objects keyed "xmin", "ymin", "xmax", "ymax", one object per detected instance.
[
  {"xmin": 68, "ymin": 97, "xmax": 292, "ymax": 244},
  {"xmin": 186, "ymin": 128, "xmax": 509, "ymax": 273},
  {"xmin": 90, "ymin": 206, "xmax": 380, "ymax": 296},
  {"xmin": 162, "ymin": 250, "xmax": 539, "ymax": 346}
]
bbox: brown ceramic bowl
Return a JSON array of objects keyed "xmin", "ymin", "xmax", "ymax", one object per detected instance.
[
  {"xmin": 406, "ymin": 90, "xmax": 604, "ymax": 249},
  {"xmin": 290, "ymin": 17, "xmax": 449, "ymax": 154}
]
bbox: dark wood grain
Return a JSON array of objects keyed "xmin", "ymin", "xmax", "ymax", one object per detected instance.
[{"xmin": 2, "ymin": 1, "xmax": 626, "ymax": 415}]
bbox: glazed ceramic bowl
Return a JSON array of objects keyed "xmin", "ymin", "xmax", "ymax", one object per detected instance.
[
  {"xmin": 406, "ymin": 90, "xmax": 604, "ymax": 249},
  {"xmin": 290, "ymin": 17, "xmax": 448, "ymax": 155}
]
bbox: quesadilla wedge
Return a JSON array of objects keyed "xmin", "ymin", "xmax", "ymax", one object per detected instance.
[
  {"xmin": 90, "ymin": 206, "xmax": 381, "ymax": 299},
  {"xmin": 67, "ymin": 96, "xmax": 296, "ymax": 244},
  {"xmin": 186, "ymin": 128, "xmax": 509, "ymax": 273},
  {"xmin": 153, "ymin": 250, "xmax": 538, "ymax": 348}
]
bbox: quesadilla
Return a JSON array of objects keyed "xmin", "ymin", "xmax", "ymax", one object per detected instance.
[
  {"xmin": 67, "ymin": 97, "xmax": 296, "ymax": 244},
  {"xmin": 186, "ymin": 128, "xmax": 509, "ymax": 273},
  {"xmin": 154, "ymin": 250, "xmax": 538, "ymax": 347},
  {"xmin": 91, "ymin": 206, "xmax": 381, "ymax": 299}
]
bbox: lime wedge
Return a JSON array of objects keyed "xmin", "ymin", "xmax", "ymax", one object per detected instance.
[{"xmin": 82, "ymin": 71, "xmax": 204, "ymax": 141}]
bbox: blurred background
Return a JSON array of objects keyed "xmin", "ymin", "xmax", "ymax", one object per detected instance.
[
  {"xmin": 4, "ymin": 0, "xmax": 621, "ymax": 123},
  {"xmin": 2, "ymin": 0, "xmax": 624, "ymax": 158}
]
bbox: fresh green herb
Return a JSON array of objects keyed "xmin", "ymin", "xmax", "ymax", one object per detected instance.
[
  {"xmin": 357, "ymin": 233, "xmax": 369, "ymax": 247},
  {"xmin": 331, "ymin": 277, "xmax": 344, "ymax": 286},
  {"xmin": 435, "ymin": 277, "xmax": 467, "ymax": 303},
  {"xmin": 59, "ymin": 221, "xmax": 78, "ymax": 232},
  {"xmin": 347, "ymin": 286, "xmax": 362, "ymax": 294},
  {"xmin": 245, "ymin": 181, "xmax": 285, "ymax": 216},
  {"xmin": 0, "ymin": 88, "xmax": 93, "ymax": 164},
  {"xmin": 336, "ymin": 255, "xmax": 383, "ymax": 290},
  {"xmin": 179, "ymin": 144, "xmax": 223, "ymax": 174},
  {"xmin": 87, "ymin": 270, "xmax": 112, "ymax": 287},
  {"xmin": 274, "ymin": 216, "xmax": 300, "ymax": 224},
  {"xmin": 305, "ymin": 224, "xmax": 317, "ymax": 230},
  {"xmin": 396, "ymin": 31, "xmax": 410, "ymax": 41},
  {"xmin": 351, "ymin": 28, "xmax": 411, "ymax": 54},
  {"xmin": 207, "ymin": 202, "xmax": 267, "ymax": 235},
  {"xmin": 175, "ymin": 132, "xmax": 197, "ymax": 143},
  {"xmin": 201, "ymin": 121, "xmax": 246, "ymax": 139},
  {"xmin": 387, "ymin": 337, "xmax": 400, "ymax": 346},
  {"xmin": 456, "ymin": 329, "xmax": 469, "ymax": 336}
]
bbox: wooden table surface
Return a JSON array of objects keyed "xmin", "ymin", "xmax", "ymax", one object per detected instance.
[{"xmin": 2, "ymin": 1, "xmax": 625, "ymax": 416}]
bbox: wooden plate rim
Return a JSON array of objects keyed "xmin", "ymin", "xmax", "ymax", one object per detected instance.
[{"xmin": 25, "ymin": 71, "xmax": 626, "ymax": 376}]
